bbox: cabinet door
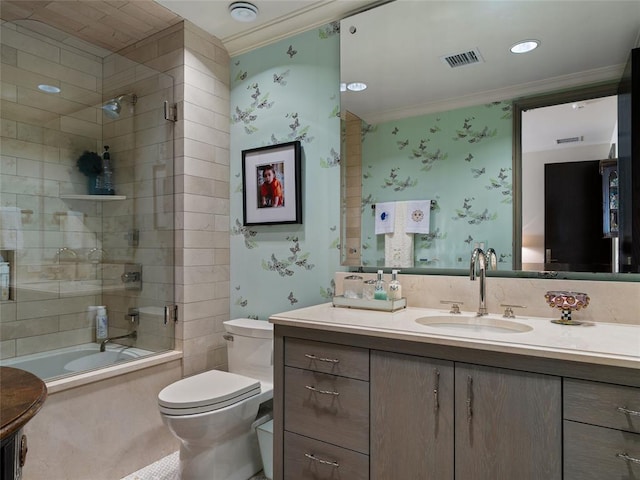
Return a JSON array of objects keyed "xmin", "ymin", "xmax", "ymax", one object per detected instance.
[
  {"xmin": 371, "ymin": 351, "xmax": 454, "ymax": 480},
  {"xmin": 455, "ymin": 363, "xmax": 562, "ymax": 480}
]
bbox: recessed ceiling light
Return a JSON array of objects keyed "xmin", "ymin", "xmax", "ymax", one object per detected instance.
[
  {"xmin": 346, "ymin": 82, "xmax": 367, "ymax": 92},
  {"xmin": 38, "ymin": 84, "xmax": 61, "ymax": 93},
  {"xmin": 229, "ymin": 2, "xmax": 258, "ymax": 22},
  {"xmin": 510, "ymin": 40, "xmax": 540, "ymax": 54}
]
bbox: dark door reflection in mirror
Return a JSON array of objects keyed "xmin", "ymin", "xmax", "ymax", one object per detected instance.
[
  {"xmin": 520, "ymin": 92, "xmax": 618, "ymax": 274},
  {"xmin": 544, "ymin": 161, "xmax": 613, "ymax": 272}
]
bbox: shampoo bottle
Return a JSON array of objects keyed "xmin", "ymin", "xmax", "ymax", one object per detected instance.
[
  {"xmin": 388, "ymin": 269, "xmax": 402, "ymax": 300},
  {"xmin": 96, "ymin": 306, "xmax": 108, "ymax": 340},
  {"xmin": 374, "ymin": 269, "xmax": 388, "ymax": 300},
  {"xmin": 101, "ymin": 146, "xmax": 114, "ymax": 195},
  {"xmin": 0, "ymin": 261, "xmax": 9, "ymax": 301}
]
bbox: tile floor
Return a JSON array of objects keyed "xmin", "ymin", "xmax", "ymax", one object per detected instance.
[{"xmin": 121, "ymin": 451, "xmax": 267, "ymax": 480}]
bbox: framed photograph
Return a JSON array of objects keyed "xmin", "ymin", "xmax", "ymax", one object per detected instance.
[{"xmin": 242, "ymin": 141, "xmax": 302, "ymax": 226}]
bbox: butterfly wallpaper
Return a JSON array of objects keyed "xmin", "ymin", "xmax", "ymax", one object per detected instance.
[
  {"xmin": 229, "ymin": 24, "xmax": 343, "ymax": 321},
  {"xmin": 360, "ymin": 103, "xmax": 514, "ymax": 268}
]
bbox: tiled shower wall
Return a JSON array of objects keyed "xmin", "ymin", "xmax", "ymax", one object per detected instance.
[
  {"xmin": 1, "ymin": 20, "xmax": 105, "ymax": 357},
  {"xmin": 1, "ymin": 19, "xmax": 230, "ymax": 376}
]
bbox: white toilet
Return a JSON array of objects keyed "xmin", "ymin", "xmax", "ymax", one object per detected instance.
[{"xmin": 158, "ymin": 318, "xmax": 273, "ymax": 480}]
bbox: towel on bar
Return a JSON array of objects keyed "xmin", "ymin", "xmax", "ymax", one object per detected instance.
[
  {"xmin": 405, "ymin": 200, "xmax": 431, "ymax": 234},
  {"xmin": 375, "ymin": 202, "xmax": 396, "ymax": 234},
  {"xmin": 0, "ymin": 206, "xmax": 24, "ymax": 249},
  {"xmin": 384, "ymin": 202, "xmax": 414, "ymax": 268},
  {"xmin": 62, "ymin": 210, "xmax": 88, "ymax": 250}
]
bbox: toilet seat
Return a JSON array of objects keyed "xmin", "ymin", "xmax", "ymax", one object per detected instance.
[{"xmin": 159, "ymin": 370, "xmax": 261, "ymax": 416}]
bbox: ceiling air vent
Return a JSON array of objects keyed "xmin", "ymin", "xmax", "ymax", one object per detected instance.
[
  {"xmin": 440, "ymin": 48, "xmax": 484, "ymax": 68},
  {"xmin": 556, "ymin": 136, "xmax": 584, "ymax": 144}
]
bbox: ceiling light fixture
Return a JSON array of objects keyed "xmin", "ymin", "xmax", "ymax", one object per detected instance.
[
  {"xmin": 346, "ymin": 82, "xmax": 367, "ymax": 92},
  {"xmin": 510, "ymin": 39, "xmax": 540, "ymax": 54},
  {"xmin": 38, "ymin": 84, "xmax": 61, "ymax": 93},
  {"xmin": 229, "ymin": 2, "xmax": 259, "ymax": 22}
]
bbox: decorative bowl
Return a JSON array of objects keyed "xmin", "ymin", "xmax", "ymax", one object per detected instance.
[{"xmin": 544, "ymin": 291, "xmax": 590, "ymax": 325}]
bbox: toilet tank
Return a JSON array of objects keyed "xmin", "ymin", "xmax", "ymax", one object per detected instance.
[{"xmin": 224, "ymin": 318, "xmax": 273, "ymax": 383}]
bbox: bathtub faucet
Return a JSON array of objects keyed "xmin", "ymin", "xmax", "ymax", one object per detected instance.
[{"xmin": 100, "ymin": 330, "xmax": 137, "ymax": 352}]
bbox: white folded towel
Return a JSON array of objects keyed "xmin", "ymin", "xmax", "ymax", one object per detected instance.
[
  {"xmin": 62, "ymin": 210, "xmax": 87, "ymax": 250},
  {"xmin": 0, "ymin": 206, "xmax": 24, "ymax": 249},
  {"xmin": 384, "ymin": 202, "xmax": 414, "ymax": 267},
  {"xmin": 375, "ymin": 202, "xmax": 396, "ymax": 234},
  {"xmin": 405, "ymin": 200, "xmax": 431, "ymax": 234}
]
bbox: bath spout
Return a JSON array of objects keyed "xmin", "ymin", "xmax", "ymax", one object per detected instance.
[{"xmin": 100, "ymin": 330, "xmax": 137, "ymax": 352}]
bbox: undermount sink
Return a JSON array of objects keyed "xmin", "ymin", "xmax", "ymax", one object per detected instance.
[{"xmin": 415, "ymin": 315, "xmax": 533, "ymax": 334}]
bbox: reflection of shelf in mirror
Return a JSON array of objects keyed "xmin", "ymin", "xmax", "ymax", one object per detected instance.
[{"xmin": 60, "ymin": 195, "xmax": 126, "ymax": 201}]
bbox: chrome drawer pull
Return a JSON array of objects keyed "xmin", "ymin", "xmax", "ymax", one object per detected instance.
[
  {"xmin": 616, "ymin": 453, "xmax": 640, "ymax": 465},
  {"xmin": 617, "ymin": 406, "xmax": 640, "ymax": 417},
  {"xmin": 304, "ymin": 353, "xmax": 340, "ymax": 363},
  {"xmin": 304, "ymin": 453, "xmax": 339, "ymax": 468},
  {"xmin": 466, "ymin": 375, "xmax": 473, "ymax": 423},
  {"xmin": 305, "ymin": 385, "xmax": 340, "ymax": 396},
  {"xmin": 433, "ymin": 368, "xmax": 440, "ymax": 413}
]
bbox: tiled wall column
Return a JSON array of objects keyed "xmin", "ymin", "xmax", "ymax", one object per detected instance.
[
  {"xmin": 118, "ymin": 21, "xmax": 231, "ymax": 377},
  {"xmin": 344, "ymin": 110, "xmax": 363, "ymax": 266},
  {"xmin": 177, "ymin": 22, "xmax": 231, "ymax": 376}
]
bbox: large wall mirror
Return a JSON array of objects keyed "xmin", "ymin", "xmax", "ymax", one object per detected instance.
[{"xmin": 340, "ymin": 0, "xmax": 640, "ymax": 280}]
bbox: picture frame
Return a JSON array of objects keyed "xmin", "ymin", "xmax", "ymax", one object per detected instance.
[{"xmin": 242, "ymin": 141, "xmax": 302, "ymax": 226}]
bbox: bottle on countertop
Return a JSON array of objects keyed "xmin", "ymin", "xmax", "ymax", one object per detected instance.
[
  {"xmin": 374, "ymin": 269, "xmax": 388, "ymax": 300},
  {"xmin": 96, "ymin": 306, "xmax": 109, "ymax": 340},
  {"xmin": 388, "ymin": 269, "xmax": 402, "ymax": 300}
]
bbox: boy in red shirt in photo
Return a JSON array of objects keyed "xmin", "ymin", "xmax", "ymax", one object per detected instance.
[{"xmin": 260, "ymin": 164, "xmax": 284, "ymax": 207}]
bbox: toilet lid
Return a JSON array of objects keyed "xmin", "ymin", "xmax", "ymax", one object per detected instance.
[{"xmin": 158, "ymin": 370, "xmax": 261, "ymax": 415}]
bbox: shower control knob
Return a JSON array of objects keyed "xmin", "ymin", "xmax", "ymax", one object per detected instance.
[{"xmin": 121, "ymin": 272, "xmax": 140, "ymax": 283}]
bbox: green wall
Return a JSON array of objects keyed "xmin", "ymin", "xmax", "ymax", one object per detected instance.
[
  {"xmin": 230, "ymin": 23, "xmax": 515, "ymax": 320},
  {"xmin": 230, "ymin": 24, "xmax": 343, "ymax": 320},
  {"xmin": 361, "ymin": 103, "xmax": 513, "ymax": 268}
]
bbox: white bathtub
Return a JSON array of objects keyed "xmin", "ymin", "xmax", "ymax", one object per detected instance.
[{"xmin": 0, "ymin": 343, "xmax": 153, "ymax": 381}]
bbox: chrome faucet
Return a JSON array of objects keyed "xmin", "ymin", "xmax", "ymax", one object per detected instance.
[
  {"xmin": 469, "ymin": 248, "xmax": 497, "ymax": 316},
  {"xmin": 100, "ymin": 330, "xmax": 137, "ymax": 352}
]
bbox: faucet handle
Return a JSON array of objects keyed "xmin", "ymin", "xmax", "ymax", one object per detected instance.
[
  {"xmin": 441, "ymin": 300, "xmax": 463, "ymax": 314},
  {"xmin": 500, "ymin": 303, "xmax": 526, "ymax": 318}
]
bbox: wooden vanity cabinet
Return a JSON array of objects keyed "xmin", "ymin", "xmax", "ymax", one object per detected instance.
[
  {"xmin": 370, "ymin": 351, "xmax": 454, "ymax": 479},
  {"xmin": 370, "ymin": 352, "xmax": 561, "ymax": 480},
  {"xmin": 454, "ymin": 363, "xmax": 562, "ymax": 479},
  {"xmin": 282, "ymin": 337, "xmax": 370, "ymax": 479},
  {"xmin": 563, "ymin": 379, "xmax": 640, "ymax": 479},
  {"xmin": 274, "ymin": 325, "xmax": 634, "ymax": 480}
]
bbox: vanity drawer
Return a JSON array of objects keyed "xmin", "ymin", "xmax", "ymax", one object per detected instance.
[
  {"xmin": 284, "ymin": 337, "xmax": 369, "ymax": 380},
  {"xmin": 564, "ymin": 379, "xmax": 640, "ymax": 433},
  {"xmin": 564, "ymin": 420, "xmax": 640, "ymax": 479},
  {"xmin": 284, "ymin": 431, "xmax": 369, "ymax": 480},
  {"xmin": 284, "ymin": 366, "xmax": 369, "ymax": 453}
]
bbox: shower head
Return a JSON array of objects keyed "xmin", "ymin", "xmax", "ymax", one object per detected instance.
[{"xmin": 101, "ymin": 93, "xmax": 137, "ymax": 119}]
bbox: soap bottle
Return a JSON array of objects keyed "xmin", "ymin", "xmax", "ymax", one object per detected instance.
[
  {"xmin": 96, "ymin": 306, "xmax": 109, "ymax": 340},
  {"xmin": 374, "ymin": 269, "xmax": 388, "ymax": 300},
  {"xmin": 388, "ymin": 269, "xmax": 402, "ymax": 300},
  {"xmin": 101, "ymin": 146, "xmax": 114, "ymax": 195}
]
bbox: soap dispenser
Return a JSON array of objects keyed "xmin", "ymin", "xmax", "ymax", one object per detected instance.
[
  {"xmin": 374, "ymin": 270, "xmax": 388, "ymax": 300},
  {"xmin": 388, "ymin": 269, "xmax": 402, "ymax": 300}
]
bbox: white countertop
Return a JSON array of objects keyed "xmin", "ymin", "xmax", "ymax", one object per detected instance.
[{"xmin": 270, "ymin": 303, "xmax": 640, "ymax": 370}]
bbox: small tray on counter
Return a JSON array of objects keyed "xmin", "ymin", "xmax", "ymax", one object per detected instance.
[{"xmin": 332, "ymin": 295, "xmax": 407, "ymax": 312}]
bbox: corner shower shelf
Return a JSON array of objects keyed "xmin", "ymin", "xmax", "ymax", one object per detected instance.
[{"xmin": 60, "ymin": 195, "xmax": 127, "ymax": 201}]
